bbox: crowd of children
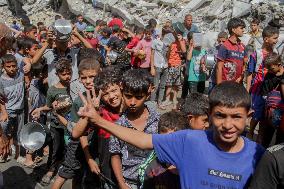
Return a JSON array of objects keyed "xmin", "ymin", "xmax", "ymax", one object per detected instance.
[{"xmin": 0, "ymin": 12, "xmax": 284, "ymax": 189}]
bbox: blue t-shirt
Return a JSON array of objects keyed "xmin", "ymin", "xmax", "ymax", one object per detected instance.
[{"xmin": 153, "ymin": 130, "xmax": 265, "ymax": 189}]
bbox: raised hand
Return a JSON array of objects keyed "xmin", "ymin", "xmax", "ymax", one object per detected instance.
[{"xmin": 77, "ymin": 90, "xmax": 100, "ymax": 123}]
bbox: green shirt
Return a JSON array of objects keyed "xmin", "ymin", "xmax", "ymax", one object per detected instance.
[{"xmin": 188, "ymin": 49, "xmax": 207, "ymax": 82}]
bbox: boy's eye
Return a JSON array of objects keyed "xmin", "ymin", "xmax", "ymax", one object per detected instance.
[
  {"xmin": 135, "ymin": 96, "xmax": 144, "ymax": 100},
  {"xmin": 124, "ymin": 94, "xmax": 132, "ymax": 99}
]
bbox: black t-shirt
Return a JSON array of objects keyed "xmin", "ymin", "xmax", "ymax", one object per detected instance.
[
  {"xmin": 260, "ymin": 73, "xmax": 284, "ymax": 96},
  {"xmin": 249, "ymin": 144, "xmax": 284, "ymax": 189}
]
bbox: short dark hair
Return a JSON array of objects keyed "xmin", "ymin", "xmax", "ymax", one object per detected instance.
[
  {"xmin": 24, "ymin": 24, "xmax": 37, "ymax": 33},
  {"xmin": 227, "ymin": 18, "xmax": 246, "ymax": 35},
  {"xmin": 209, "ymin": 81, "xmax": 251, "ymax": 112},
  {"xmin": 262, "ymin": 26, "xmax": 279, "ymax": 39},
  {"xmin": 264, "ymin": 52, "xmax": 282, "ymax": 69},
  {"xmin": 78, "ymin": 48, "xmax": 103, "ymax": 66},
  {"xmin": 148, "ymin": 18, "xmax": 157, "ymax": 29},
  {"xmin": 121, "ymin": 69, "xmax": 153, "ymax": 95},
  {"xmin": 187, "ymin": 31, "xmax": 194, "ymax": 41},
  {"xmin": 144, "ymin": 25, "xmax": 152, "ymax": 34},
  {"xmin": 251, "ymin": 18, "xmax": 260, "ymax": 25},
  {"xmin": 78, "ymin": 58, "xmax": 100, "ymax": 74},
  {"xmin": 77, "ymin": 14, "xmax": 83, "ymax": 18},
  {"xmin": 135, "ymin": 27, "xmax": 144, "ymax": 35},
  {"xmin": 55, "ymin": 58, "xmax": 72, "ymax": 74},
  {"xmin": 1, "ymin": 54, "xmax": 16, "ymax": 64},
  {"xmin": 55, "ymin": 15, "xmax": 62, "ymax": 20},
  {"xmin": 37, "ymin": 22, "xmax": 44, "ymax": 27},
  {"xmin": 217, "ymin": 31, "xmax": 228, "ymax": 39},
  {"xmin": 94, "ymin": 65, "xmax": 122, "ymax": 91},
  {"xmin": 158, "ymin": 111, "xmax": 187, "ymax": 133},
  {"xmin": 17, "ymin": 37, "xmax": 38, "ymax": 50},
  {"xmin": 182, "ymin": 93, "xmax": 208, "ymax": 116}
]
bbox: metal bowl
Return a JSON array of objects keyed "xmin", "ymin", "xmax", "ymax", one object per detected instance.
[{"xmin": 19, "ymin": 122, "xmax": 49, "ymax": 152}]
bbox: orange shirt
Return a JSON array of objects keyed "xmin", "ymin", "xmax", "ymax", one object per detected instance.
[{"xmin": 168, "ymin": 42, "xmax": 182, "ymax": 67}]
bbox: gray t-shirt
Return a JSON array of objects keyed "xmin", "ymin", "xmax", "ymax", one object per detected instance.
[
  {"xmin": 0, "ymin": 72, "xmax": 25, "ymax": 111},
  {"xmin": 152, "ymin": 39, "xmax": 168, "ymax": 69},
  {"xmin": 43, "ymin": 48, "xmax": 85, "ymax": 100}
]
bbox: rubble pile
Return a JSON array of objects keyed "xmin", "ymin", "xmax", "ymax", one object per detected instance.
[{"xmin": 0, "ymin": 0, "xmax": 284, "ymax": 32}]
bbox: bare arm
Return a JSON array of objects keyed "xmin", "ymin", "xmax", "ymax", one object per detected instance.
[
  {"xmin": 216, "ymin": 60, "xmax": 224, "ymax": 84},
  {"xmin": 179, "ymin": 40, "xmax": 187, "ymax": 53},
  {"xmin": 72, "ymin": 117, "xmax": 89, "ymax": 138},
  {"xmin": 111, "ymin": 154, "xmax": 129, "ymax": 189},
  {"xmin": 246, "ymin": 73, "xmax": 252, "ymax": 92},
  {"xmin": 73, "ymin": 29, "xmax": 92, "ymax": 49},
  {"xmin": 80, "ymin": 136, "xmax": 100, "ymax": 174},
  {"xmin": 186, "ymin": 46, "xmax": 194, "ymax": 61},
  {"xmin": 76, "ymin": 92, "xmax": 153, "ymax": 150},
  {"xmin": 122, "ymin": 28, "xmax": 135, "ymax": 38}
]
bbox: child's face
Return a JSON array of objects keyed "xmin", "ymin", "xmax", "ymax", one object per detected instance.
[
  {"xmin": 123, "ymin": 91, "xmax": 149, "ymax": 113},
  {"xmin": 86, "ymin": 32, "xmax": 93, "ymax": 38},
  {"xmin": 251, "ymin": 23, "xmax": 259, "ymax": 32},
  {"xmin": 264, "ymin": 34, "xmax": 279, "ymax": 47},
  {"xmin": 188, "ymin": 115, "xmax": 209, "ymax": 130},
  {"xmin": 26, "ymin": 29, "xmax": 37, "ymax": 40},
  {"xmin": 217, "ymin": 37, "xmax": 227, "ymax": 45},
  {"xmin": 210, "ymin": 105, "xmax": 248, "ymax": 146},
  {"xmin": 57, "ymin": 70, "xmax": 72, "ymax": 84},
  {"xmin": 79, "ymin": 69, "xmax": 98, "ymax": 90},
  {"xmin": 27, "ymin": 44, "xmax": 39, "ymax": 57},
  {"xmin": 3, "ymin": 61, "xmax": 18, "ymax": 77},
  {"xmin": 232, "ymin": 26, "xmax": 245, "ymax": 37},
  {"xmin": 268, "ymin": 63, "xmax": 282, "ymax": 74},
  {"xmin": 101, "ymin": 84, "xmax": 122, "ymax": 108},
  {"xmin": 145, "ymin": 32, "xmax": 152, "ymax": 40}
]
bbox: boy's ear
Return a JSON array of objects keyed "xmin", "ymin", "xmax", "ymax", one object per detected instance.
[
  {"xmin": 187, "ymin": 114, "xmax": 194, "ymax": 124},
  {"xmin": 248, "ymin": 109, "xmax": 254, "ymax": 118}
]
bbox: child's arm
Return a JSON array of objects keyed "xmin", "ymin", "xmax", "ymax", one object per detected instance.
[
  {"xmin": 246, "ymin": 73, "xmax": 252, "ymax": 92},
  {"xmin": 76, "ymin": 92, "xmax": 153, "ymax": 150},
  {"xmin": 216, "ymin": 60, "xmax": 224, "ymax": 84},
  {"xmin": 186, "ymin": 44, "xmax": 194, "ymax": 61},
  {"xmin": 31, "ymin": 105, "xmax": 51, "ymax": 120},
  {"xmin": 80, "ymin": 136, "xmax": 100, "ymax": 174},
  {"xmin": 71, "ymin": 117, "xmax": 88, "ymax": 138},
  {"xmin": 0, "ymin": 104, "xmax": 8, "ymax": 123},
  {"xmin": 111, "ymin": 154, "xmax": 130, "ymax": 189},
  {"xmin": 72, "ymin": 27, "xmax": 92, "ymax": 49},
  {"xmin": 53, "ymin": 112, "xmax": 68, "ymax": 126},
  {"xmin": 150, "ymin": 49, "xmax": 155, "ymax": 76},
  {"xmin": 122, "ymin": 28, "xmax": 135, "ymax": 38}
]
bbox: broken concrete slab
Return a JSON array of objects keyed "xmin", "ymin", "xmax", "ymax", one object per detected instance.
[
  {"xmin": 110, "ymin": 6, "xmax": 134, "ymax": 24},
  {"xmin": 158, "ymin": 0, "xmax": 177, "ymax": 6},
  {"xmin": 177, "ymin": 0, "xmax": 212, "ymax": 18},
  {"xmin": 0, "ymin": 0, "xmax": 7, "ymax": 6},
  {"xmin": 232, "ymin": 0, "xmax": 251, "ymax": 17},
  {"xmin": 207, "ymin": 0, "xmax": 225, "ymax": 17}
]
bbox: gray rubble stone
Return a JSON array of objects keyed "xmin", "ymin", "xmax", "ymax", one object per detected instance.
[
  {"xmin": 207, "ymin": 0, "xmax": 225, "ymax": 17},
  {"xmin": 158, "ymin": 0, "xmax": 177, "ymax": 6},
  {"xmin": 110, "ymin": 6, "xmax": 133, "ymax": 24},
  {"xmin": 177, "ymin": 0, "xmax": 212, "ymax": 18},
  {"xmin": 232, "ymin": 0, "xmax": 251, "ymax": 17},
  {"xmin": 0, "ymin": 0, "xmax": 6, "ymax": 6}
]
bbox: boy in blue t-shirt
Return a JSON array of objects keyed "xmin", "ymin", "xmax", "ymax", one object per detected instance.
[{"xmin": 77, "ymin": 81, "xmax": 265, "ymax": 189}]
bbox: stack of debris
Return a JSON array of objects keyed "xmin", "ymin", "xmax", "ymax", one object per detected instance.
[{"xmin": 0, "ymin": 0, "xmax": 284, "ymax": 32}]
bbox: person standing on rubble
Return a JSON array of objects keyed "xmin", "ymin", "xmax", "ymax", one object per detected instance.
[{"xmin": 182, "ymin": 14, "xmax": 199, "ymax": 38}]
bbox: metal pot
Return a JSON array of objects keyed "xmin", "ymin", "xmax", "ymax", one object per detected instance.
[
  {"xmin": 53, "ymin": 19, "xmax": 72, "ymax": 42},
  {"xmin": 19, "ymin": 122, "xmax": 50, "ymax": 152}
]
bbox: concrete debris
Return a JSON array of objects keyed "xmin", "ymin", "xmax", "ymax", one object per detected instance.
[
  {"xmin": 232, "ymin": 0, "xmax": 251, "ymax": 18},
  {"xmin": 0, "ymin": 0, "xmax": 7, "ymax": 6},
  {"xmin": 1, "ymin": 0, "xmax": 284, "ymax": 36}
]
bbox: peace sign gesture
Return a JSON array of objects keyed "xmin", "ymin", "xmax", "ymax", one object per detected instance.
[
  {"xmin": 90, "ymin": 88, "xmax": 102, "ymax": 109},
  {"xmin": 77, "ymin": 90, "xmax": 101, "ymax": 123}
]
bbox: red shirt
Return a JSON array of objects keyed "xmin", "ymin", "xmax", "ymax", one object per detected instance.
[
  {"xmin": 98, "ymin": 107, "xmax": 120, "ymax": 138},
  {"xmin": 86, "ymin": 38, "xmax": 98, "ymax": 49},
  {"xmin": 217, "ymin": 38, "xmax": 246, "ymax": 81},
  {"xmin": 126, "ymin": 36, "xmax": 141, "ymax": 66},
  {"xmin": 108, "ymin": 18, "xmax": 124, "ymax": 29}
]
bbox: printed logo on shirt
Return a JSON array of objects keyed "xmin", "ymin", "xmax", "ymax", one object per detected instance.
[
  {"xmin": 224, "ymin": 62, "xmax": 237, "ymax": 81},
  {"xmin": 208, "ymin": 169, "xmax": 242, "ymax": 181}
]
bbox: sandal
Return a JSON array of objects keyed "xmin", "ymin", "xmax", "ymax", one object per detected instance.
[{"xmin": 40, "ymin": 174, "xmax": 53, "ymax": 186}]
